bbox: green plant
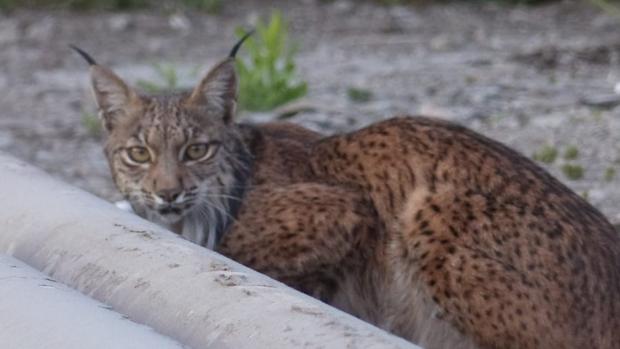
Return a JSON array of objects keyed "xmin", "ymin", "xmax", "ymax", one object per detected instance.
[
  {"xmin": 0, "ymin": 0, "xmax": 228, "ymax": 11},
  {"xmin": 562, "ymin": 164, "xmax": 584, "ymax": 180},
  {"xmin": 591, "ymin": 108, "xmax": 604, "ymax": 121},
  {"xmin": 0, "ymin": 0, "xmax": 149, "ymax": 10},
  {"xmin": 532, "ymin": 145, "xmax": 558, "ymax": 164},
  {"xmin": 479, "ymin": 0, "xmax": 558, "ymax": 3},
  {"xmin": 81, "ymin": 111, "xmax": 102, "ymax": 138},
  {"xmin": 590, "ymin": 0, "xmax": 620, "ymax": 19},
  {"xmin": 464, "ymin": 75, "xmax": 478, "ymax": 85},
  {"xmin": 71, "ymin": 0, "xmax": 149, "ymax": 10},
  {"xmin": 605, "ymin": 167, "xmax": 616, "ymax": 181},
  {"xmin": 563, "ymin": 145, "xmax": 579, "ymax": 160},
  {"xmin": 375, "ymin": 0, "xmax": 405, "ymax": 4},
  {"xmin": 137, "ymin": 63, "xmax": 179, "ymax": 93},
  {"xmin": 371, "ymin": 0, "xmax": 560, "ymax": 5},
  {"xmin": 347, "ymin": 87, "xmax": 373, "ymax": 103},
  {"xmin": 235, "ymin": 11, "xmax": 307, "ymax": 112},
  {"xmin": 181, "ymin": 0, "xmax": 222, "ymax": 14}
]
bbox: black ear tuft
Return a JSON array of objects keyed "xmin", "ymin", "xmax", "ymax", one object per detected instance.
[
  {"xmin": 228, "ymin": 30, "xmax": 255, "ymax": 59},
  {"xmin": 70, "ymin": 44, "xmax": 97, "ymax": 66}
]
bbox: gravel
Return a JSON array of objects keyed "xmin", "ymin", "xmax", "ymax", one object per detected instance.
[{"xmin": 1, "ymin": 0, "xmax": 619, "ymax": 222}]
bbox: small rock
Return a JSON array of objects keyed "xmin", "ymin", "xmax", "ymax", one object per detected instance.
[
  {"xmin": 470, "ymin": 86, "xmax": 501, "ymax": 104},
  {"xmin": 430, "ymin": 35, "xmax": 451, "ymax": 51},
  {"xmin": 25, "ymin": 17, "xmax": 55, "ymax": 41},
  {"xmin": 0, "ymin": 130, "xmax": 14, "ymax": 148},
  {"xmin": 418, "ymin": 103, "xmax": 450, "ymax": 118},
  {"xmin": 587, "ymin": 188, "xmax": 607, "ymax": 203},
  {"xmin": 245, "ymin": 11, "xmax": 260, "ymax": 27},
  {"xmin": 0, "ymin": 19, "xmax": 19, "ymax": 45},
  {"xmin": 580, "ymin": 94, "xmax": 620, "ymax": 109},
  {"xmin": 332, "ymin": 0, "xmax": 353, "ymax": 14},
  {"xmin": 388, "ymin": 5, "xmax": 413, "ymax": 20},
  {"xmin": 274, "ymin": 100, "xmax": 318, "ymax": 119},
  {"xmin": 115, "ymin": 200, "xmax": 134, "ymax": 213},
  {"xmin": 146, "ymin": 39, "xmax": 165, "ymax": 54},
  {"xmin": 108, "ymin": 14, "xmax": 131, "ymax": 32},
  {"xmin": 169, "ymin": 13, "xmax": 191, "ymax": 33}
]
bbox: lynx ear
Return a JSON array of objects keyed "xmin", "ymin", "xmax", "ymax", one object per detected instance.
[
  {"xmin": 90, "ymin": 66, "xmax": 139, "ymax": 115},
  {"xmin": 186, "ymin": 59, "xmax": 238, "ymax": 123},
  {"xmin": 71, "ymin": 45, "xmax": 141, "ymax": 132},
  {"xmin": 185, "ymin": 31, "xmax": 253, "ymax": 123}
]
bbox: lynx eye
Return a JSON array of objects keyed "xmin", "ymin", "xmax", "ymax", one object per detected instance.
[
  {"xmin": 184, "ymin": 143, "xmax": 218, "ymax": 162},
  {"xmin": 127, "ymin": 146, "xmax": 151, "ymax": 164}
]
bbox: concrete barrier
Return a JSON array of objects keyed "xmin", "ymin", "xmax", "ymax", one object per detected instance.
[
  {"xmin": 0, "ymin": 254, "xmax": 186, "ymax": 349},
  {"xmin": 0, "ymin": 153, "xmax": 420, "ymax": 349}
]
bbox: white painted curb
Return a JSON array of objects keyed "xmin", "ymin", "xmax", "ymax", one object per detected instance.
[{"xmin": 0, "ymin": 153, "xmax": 421, "ymax": 349}]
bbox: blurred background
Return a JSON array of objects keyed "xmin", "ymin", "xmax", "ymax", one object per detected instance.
[{"xmin": 1, "ymin": 0, "xmax": 620, "ymax": 225}]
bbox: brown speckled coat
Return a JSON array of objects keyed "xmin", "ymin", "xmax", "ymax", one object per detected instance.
[
  {"xmin": 219, "ymin": 116, "xmax": 620, "ymax": 349},
  {"xmin": 79, "ymin": 42, "xmax": 620, "ymax": 348}
]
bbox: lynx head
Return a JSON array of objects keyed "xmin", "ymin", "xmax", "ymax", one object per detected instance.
[{"xmin": 72, "ymin": 35, "xmax": 252, "ymax": 246}]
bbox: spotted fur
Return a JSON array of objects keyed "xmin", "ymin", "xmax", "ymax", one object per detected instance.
[
  {"xmin": 79, "ymin": 48, "xmax": 620, "ymax": 349},
  {"xmin": 304, "ymin": 117, "xmax": 620, "ymax": 348}
]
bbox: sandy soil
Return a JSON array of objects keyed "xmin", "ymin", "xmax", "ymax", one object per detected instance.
[{"xmin": 1, "ymin": 0, "xmax": 620, "ymax": 223}]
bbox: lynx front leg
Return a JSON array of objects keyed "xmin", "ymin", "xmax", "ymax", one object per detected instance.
[{"xmin": 217, "ymin": 183, "xmax": 382, "ymax": 302}]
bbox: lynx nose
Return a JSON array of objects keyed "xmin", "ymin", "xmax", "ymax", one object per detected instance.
[{"xmin": 156, "ymin": 188, "xmax": 182, "ymax": 203}]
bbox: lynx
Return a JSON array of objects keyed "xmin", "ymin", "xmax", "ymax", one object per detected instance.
[{"xmin": 73, "ymin": 36, "xmax": 620, "ymax": 349}]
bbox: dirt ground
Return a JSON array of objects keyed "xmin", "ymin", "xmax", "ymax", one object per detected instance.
[{"xmin": 1, "ymin": 0, "xmax": 620, "ymax": 223}]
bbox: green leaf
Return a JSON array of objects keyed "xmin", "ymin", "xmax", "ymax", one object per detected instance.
[
  {"xmin": 532, "ymin": 145, "xmax": 558, "ymax": 164},
  {"xmin": 234, "ymin": 11, "xmax": 307, "ymax": 112},
  {"xmin": 347, "ymin": 87, "xmax": 373, "ymax": 103},
  {"xmin": 562, "ymin": 164, "xmax": 584, "ymax": 180}
]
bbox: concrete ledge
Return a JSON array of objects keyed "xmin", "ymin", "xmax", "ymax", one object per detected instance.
[
  {"xmin": 0, "ymin": 153, "xmax": 420, "ymax": 349},
  {"xmin": 0, "ymin": 254, "xmax": 186, "ymax": 349}
]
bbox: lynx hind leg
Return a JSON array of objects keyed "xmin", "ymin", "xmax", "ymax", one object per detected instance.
[
  {"xmin": 374, "ymin": 194, "xmax": 478, "ymax": 349},
  {"xmin": 395, "ymin": 190, "xmax": 564, "ymax": 349},
  {"xmin": 217, "ymin": 183, "xmax": 381, "ymax": 301}
]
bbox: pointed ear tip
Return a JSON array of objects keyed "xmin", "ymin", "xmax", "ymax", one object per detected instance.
[{"xmin": 70, "ymin": 44, "xmax": 97, "ymax": 66}]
